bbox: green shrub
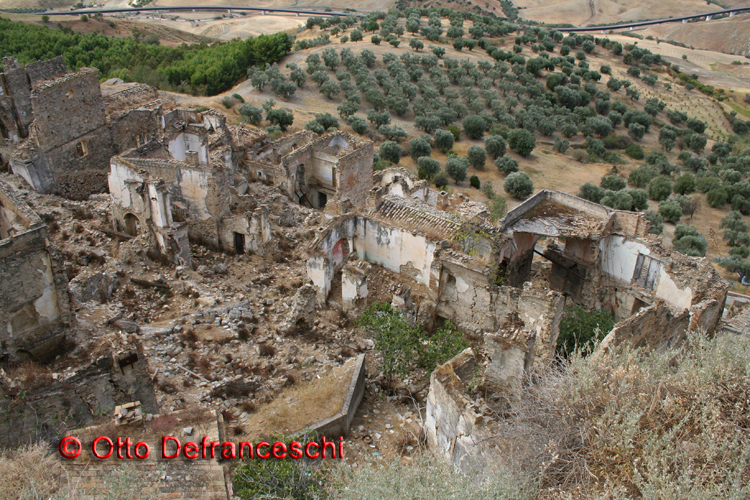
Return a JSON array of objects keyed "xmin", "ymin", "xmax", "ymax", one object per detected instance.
[
  {"xmin": 648, "ymin": 176, "xmax": 673, "ymax": 201},
  {"xmin": 658, "ymin": 199, "xmax": 683, "ymax": 223},
  {"xmin": 625, "ymin": 143, "xmax": 644, "ymax": 159},
  {"xmin": 508, "ymin": 128, "xmax": 536, "ymax": 156},
  {"xmin": 707, "ymin": 187, "xmax": 729, "ymax": 208},
  {"xmin": 556, "ymin": 305, "xmax": 615, "ymax": 355},
  {"xmin": 355, "ymin": 303, "xmax": 468, "ymax": 382},
  {"xmin": 504, "ymin": 172, "xmax": 534, "ymax": 199},
  {"xmin": 645, "ymin": 210, "xmax": 664, "ymax": 234},
  {"xmin": 233, "ymin": 435, "xmax": 328, "ymax": 500},
  {"xmin": 579, "ymin": 182, "xmax": 605, "ymax": 203},
  {"xmin": 470, "ymin": 175, "xmax": 481, "ymax": 189},
  {"xmin": 434, "ymin": 171, "xmax": 449, "ymax": 189},
  {"xmin": 600, "ymin": 175, "xmax": 626, "ymax": 191},
  {"xmin": 672, "ymin": 224, "xmax": 707, "ymax": 256}
]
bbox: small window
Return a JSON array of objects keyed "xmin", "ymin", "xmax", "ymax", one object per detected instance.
[
  {"xmin": 76, "ymin": 140, "xmax": 89, "ymax": 158},
  {"xmin": 633, "ymin": 253, "xmax": 660, "ymax": 291}
]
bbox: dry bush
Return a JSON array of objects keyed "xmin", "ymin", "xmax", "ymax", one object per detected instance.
[
  {"xmin": 233, "ymin": 425, "xmax": 245, "ymax": 436},
  {"xmin": 0, "ymin": 442, "xmax": 64, "ymax": 500},
  {"xmin": 240, "ymin": 401, "xmax": 257, "ymax": 414},
  {"xmin": 495, "ymin": 331, "xmax": 750, "ymax": 498},
  {"xmin": 182, "ymin": 328, "xmax": 198, "ymax": 343},
  {"xmin": 331, "ymin": 455, "xmax": 532, "ymax": 500},
  {"xmin": 158, "ymin": 379, "xmax": 178, "ymax": 394},
  {"xmin": 237, "ymin": 326, "xmax": 251, "ymax": 341},
  {"xmin": 8, "ymin": 362, "xmax": 53, "ymax": 391}
]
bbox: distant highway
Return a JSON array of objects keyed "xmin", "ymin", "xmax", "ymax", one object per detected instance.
[
  {"xmin": 41, "ymin": 5, "xmax": 362, "ymax": 18},
  {"xmin": 555, "ymin": 6, "xmax": 750, "ymax": 32},
  {"xmin": 37, "ymin": 3, "xmax": 750, "ymax": 31}
]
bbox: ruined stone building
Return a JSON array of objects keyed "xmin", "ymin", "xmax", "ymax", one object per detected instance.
[
  {"xmin": 245, "ymin": 130, "xmax": 374, "ymax": 211},
  {"xmin": 0, "ymin": 179, "xmax": 71, "ymax": 363},
  {"xmin": 0, "ymin": 57, "xmax": 167, "ymax": 200},
  {"xmin": 109, "ymin": 125, "xmax": 373, "ymax": 266},
  {"xmin": 420, "ymin": 189, "xmax": 730, "ymax": 471}
]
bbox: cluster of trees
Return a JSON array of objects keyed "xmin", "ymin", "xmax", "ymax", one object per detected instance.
[
  {"xmin": 0, "ymin": 17, "xmax": 292, "ymax": 96},
  {"xmin": 718, "ymin": 211, "xmax": 750, "ymax": 279},
  {"xmin": 238, "ymin": 99, "xmax": 294, "ymax": 135}
]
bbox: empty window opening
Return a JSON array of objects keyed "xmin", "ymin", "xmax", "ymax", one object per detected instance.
[
  {"xmin": 633, "ymin": 253, "xmax": 660, "ymax": 291},
  {"xmin": 318, "ymin": 192, "xmax": 328, "ymax": 208},
  {"xmin": 234, "ymin": 232, "xmax": 245, "ymax": 255}
]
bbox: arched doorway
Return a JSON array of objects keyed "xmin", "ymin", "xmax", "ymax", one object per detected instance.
[{"xmin": 123, "ymin": 213, "xmax": 141, "ymax": 236}]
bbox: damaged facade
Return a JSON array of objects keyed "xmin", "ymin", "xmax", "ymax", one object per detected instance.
[
  {"xmin": 0, "ymin": 179, "xmax": 71, "ymax": 363},
  {"xmin": 109, "ymin": 120, "xmax": 373, "ymax": 267},
  {"xmin": 421, "ymin": 189, "xmax": 729, "ymax": 470},
  {"xmin": 1, "ymin": 57, "xmax": 163, "ymax": 200}
]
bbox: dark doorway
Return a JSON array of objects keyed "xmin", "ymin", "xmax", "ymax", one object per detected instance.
[
  {"xmin": 123, "ymin": 213, "xmax": 140, "ymax": 236},
  {"xmin": 234, "ymin": 232, "xmax": 245, "ymax": 254},
  {"xmin": 318, "ymin": 192, "xmax": 328, "ymax": 208}
]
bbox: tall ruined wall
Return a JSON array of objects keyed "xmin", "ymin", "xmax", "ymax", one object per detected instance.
[
  {"xmin": 0, "ymin": 182, "xmax": 71, "ymax": 362},
  {"xmin": 24, "ymin": 68, "xmax": 115, "ymax": 198},
  {"xmin": 109, "ymin": 108, "xmax": 160, "ymax": 153},
  {"xmin": 335, "ymin": 141, "xmax": 373, "ymax": 208},
  {"xmin": 31, "ymin": 68, "xmax": 107, "ymax": 151},
  {"xmin": 115, "ymin": 158, "xmax": 231, "ymax": 247},
  {"xmin": 45, "ymin": 126, "xmax": 115, "ymax": 199},
  {"xmin": 0, "ymin": 65, "xmax": 33, "ymax": 134},
  {"xmin": 24, "ymin": 56, "xmax": 67, "ymax": 87},
  {"xmin": 436, "ymin": 255, "xmax": 564, "ymax": 359}
]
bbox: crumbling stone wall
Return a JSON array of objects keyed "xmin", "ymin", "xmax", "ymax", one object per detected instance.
[
  {"xmin": 0, "ymin": 180, "xmax": 71, "ymax": 363},
  {"xmin": 0, "ymin": 342, "xmax": 157, "ymax": 448},
  {"xmin": 9, "ymin": 68, "xmax": 116, "ymax": 198},
  {"xmin": 335, "ymin": 140, "xmax": 373, "ymax": 207},
  {"xmin": 424, "ymin": 348, "xmax": 495, "ymax": 472},
  {"xmin": 113, "ymin": 156, "xmax": 231, "ymax": 248},
  {"xmin": 109, "ymin": 108, "xmax": 161, "ymax": 153}
]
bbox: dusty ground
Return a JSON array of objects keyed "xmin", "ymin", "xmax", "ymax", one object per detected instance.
[
  {"xmin": 640, "ymin": 13, "xmax": 750, "ymax": 57},
  {"xmin": 513, "ymin": 0, "xmax": 748, "ymax": 27}
]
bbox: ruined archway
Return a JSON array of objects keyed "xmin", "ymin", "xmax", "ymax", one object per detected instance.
[{"xmin": 123, "ymin": 213, "xmax": 141, "ymax": 237}]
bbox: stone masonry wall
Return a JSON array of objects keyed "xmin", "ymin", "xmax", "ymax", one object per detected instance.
[
  {"xmin": 0, "ymin": 343, "xmax": 158, "ymax": 448},
  {"xmin": 335, "ymin": 141, "xmax": 373, "ymax": 208},
  {"xmin": 0, "ymin": 180, "xmax": 71, "ymax": 362}
]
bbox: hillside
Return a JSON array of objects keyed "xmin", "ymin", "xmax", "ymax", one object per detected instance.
[{"xmin": 146, "ymin": 11, "xmax": 750, "ymax": 288}]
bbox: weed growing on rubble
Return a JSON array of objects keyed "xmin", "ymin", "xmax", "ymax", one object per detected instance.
[
  {"xmin": 355, "ymin": 303, "xmax": 468, "ymax": 385},
  {"xmin": 556, "ymin": 304, "xmax": 615, "ymax": 356},
  {"xmin": 329, "ymin": 455, "xmax": 534, "ymax": 500},
  {"xmin": 233, "ymin": 434, "xmax": 328, "ymax": 500}
]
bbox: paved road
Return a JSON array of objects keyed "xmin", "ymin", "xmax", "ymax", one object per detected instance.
[
  {"xmin": 36, "ymin": 3, "xmax": 750, "ymax": 31},
  {"xmin": 41, "ymin": 5, "xmax": 361, "ymax": 18},
  {"xmin": 555, "ymin": 6, "xmax": 750, "ymax": 32}
]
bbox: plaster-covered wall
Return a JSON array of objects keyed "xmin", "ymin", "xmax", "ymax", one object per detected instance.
[
  {"xmin": 355, "ymin": 218, "xmax": 436, "ymax": 287},
  {"xmin": 600, "ymin": 235, "xmax": 694, "ymax": 311}
]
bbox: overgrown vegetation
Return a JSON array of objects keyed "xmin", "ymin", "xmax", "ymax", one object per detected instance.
[
  {"xmin": 233, "ymin": 434, "xmax": 328, "ymax": 500},
  {"xmin": 556, "ymin": 304, "xmax": 615, "ymax": 355},
  {"xmin": 355, "ymin": 302, "xmax": 468, "ymax": 384}
]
